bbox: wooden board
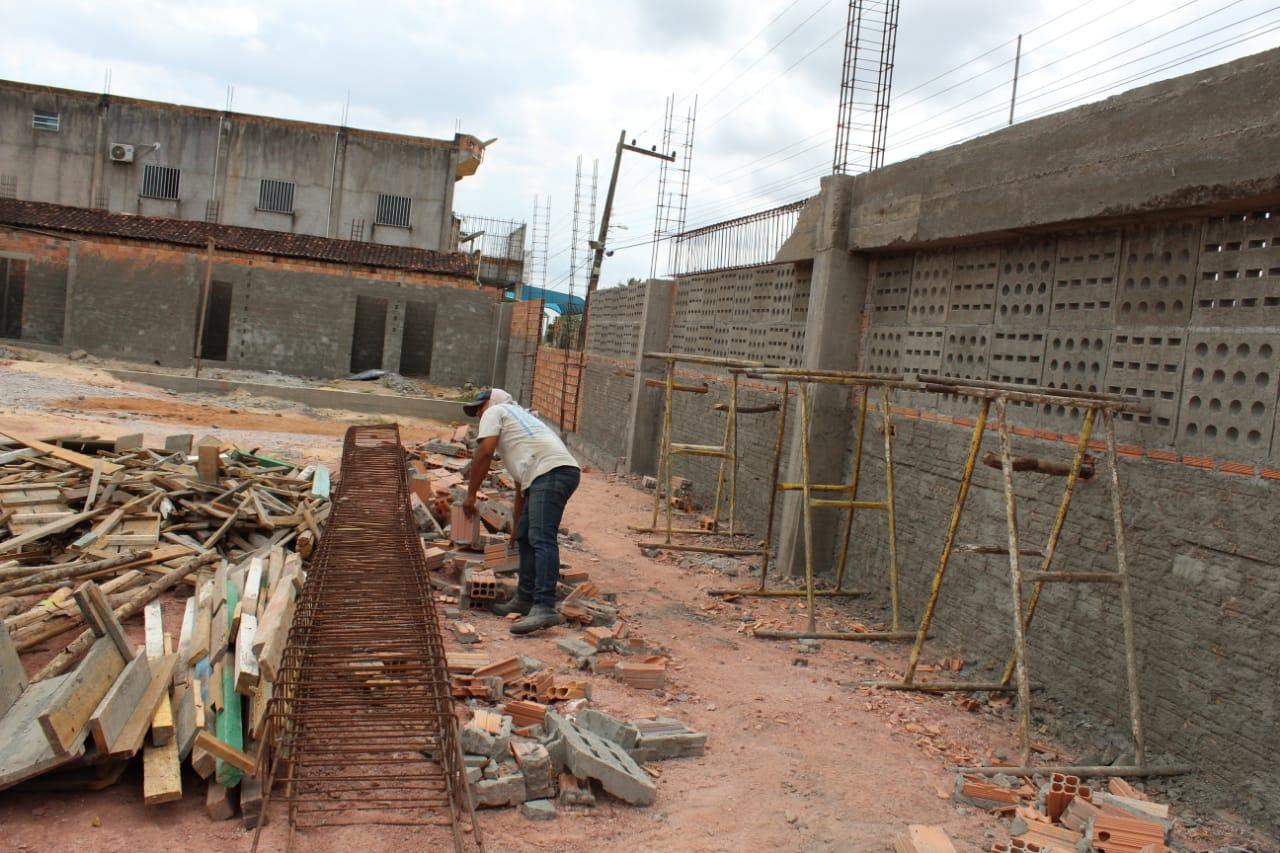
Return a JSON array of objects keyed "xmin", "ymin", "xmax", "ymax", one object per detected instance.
[
  {"xmin": 0, "ymin": 432, "xmax": 123, "ymax": 474},
  {"xmin": 893, "ymin": 825, "xmax": 958, "ymax": 853},
  {"xmin": 172, "ymin": 683, "xmax": 197, "ymax": 760},
  {"xmin": 0, "ymin": 622, "xmax": 26, "ymax": 717},
  {"xmin": 0, "ymin": 672, "xmax": 87, "ymax": 790},
  {"xmin": 151, "ymin": 691, "xmax": 175, "ymax": 747},
  {"xmin": 88, "ymin": 651, "xmax": 152, "ymax": 753},
  {"xmin": 234, "ymin": 615, "xmax": 259, "ymax": 694},
  {"xmin": 144, "ymin": 600, "xmax": 165, "ymax": 659},
  {"xmin": 196, "ymin": 729, "xmax": 256, "ymax": 777},
  {"xmin": 104, "ymin": 653, "xmax": 178, "ymax": 758},
  {"xmin": 38, "ymin": 637, "xmax": 127, "ymax": 755},
  {"xmin": 253, "ymin": 579, "xmax": 295, "ymax": 655},
  {"xmin": 142, "ymin": 737, "xmax": 182, "ymax": 805},
  {"xmin": 174, "ymin": 596, "xmax": 196, "ymax": 683}
]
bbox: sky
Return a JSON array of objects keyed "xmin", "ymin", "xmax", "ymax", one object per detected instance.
[{"xmin": 3, "ymin": 0, "xmax": 1279, "ymax": 296}]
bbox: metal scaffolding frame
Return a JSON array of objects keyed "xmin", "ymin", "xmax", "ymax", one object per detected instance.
[
  {"xmin": 706, "ymin": 367, "xmax": 919, "ymax": 643},
  {"xmin": 632, "ymin": 352, "xmax": 770, "ymax": 558},
  {"xmin": 866, "ymin": 376, "xmax": 1188, "ymax": 779}
]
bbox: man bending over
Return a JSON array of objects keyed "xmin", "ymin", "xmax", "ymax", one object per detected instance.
[{"xmin": 462, "ymin": 388, "xmax": 581, "ymax": 635}]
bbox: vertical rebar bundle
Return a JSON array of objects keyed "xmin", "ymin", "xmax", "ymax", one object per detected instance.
[
  {"xmin": 257, "ymin": 424, "xmax": 481, "ymax": 852},
  {"xmin": 833, "ymin": 0, "xmax": 900, "ymax": 175}
]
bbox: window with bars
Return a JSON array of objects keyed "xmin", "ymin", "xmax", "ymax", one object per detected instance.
[
  {"xmin": 257, "ymin": 178, "xmax": 295, "ymax": 214},
  {"xmin": 141, "ymin": 164, "xmax": 181, "ymax": 200},
  {"xmin": 375, "ymin": 193, "xmax": 412, "ymax": 228},
  {"xmin": 32, "ymin": 110, "xmax": 59, "ymax": 132}
]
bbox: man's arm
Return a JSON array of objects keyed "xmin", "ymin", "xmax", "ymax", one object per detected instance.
[{"xmin": 462, "ymin": 436, "xmax": 499, "ymax": 517}]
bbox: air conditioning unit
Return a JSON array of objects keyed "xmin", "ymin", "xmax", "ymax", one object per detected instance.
[{"xmin": 108, "ymin": 143, "xmax": 134, "ymax": 163}]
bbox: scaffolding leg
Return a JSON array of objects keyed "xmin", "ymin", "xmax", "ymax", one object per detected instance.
[
  {"xmin": 758, "ymin": 381, "xmax": 789, "ymax": 590},
  {"xmin": 729, "ymin": 372, "xmax": 739, "ymax": 536},
  {"xmin": 881, "ymin": 387, "xmax": 901, "ymax": 632},
  {"xmin": 798, "ymin": 384, "xmax": 818, "ymax": 635},
  {"xmin": 998, "ymin": 405, "xmax": 1097, "ymax": 687},
  {"xmin": 834, "ymin": 389, "xmax": 868, "ymax": 591},
  {"xmin": 1105, "ymin": 409, "xmax": 1147, "ymax": 768},
  {"xmin": 996, "ymin": 398, "xmax": 1034, "ymax": 769},
  {"xmin": 662, "ymin": 359, "xmax": 676, "ymax": 543},
  {"xmin": 899, "ymin": 398, "xmax": 990, "ymax": 685},
  {"xmin": 649, "ymin": 359, "xmax": 674, "ymax": 532}
]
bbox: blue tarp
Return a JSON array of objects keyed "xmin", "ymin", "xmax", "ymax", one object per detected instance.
[{"xmin": 507, "ymin": 285, "xmax": 586, "ymax": 315}]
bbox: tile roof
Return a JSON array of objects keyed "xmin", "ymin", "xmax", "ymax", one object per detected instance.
[{"xmin": 0, "ymin": 198, "xmax": 479, "ymax": 278}]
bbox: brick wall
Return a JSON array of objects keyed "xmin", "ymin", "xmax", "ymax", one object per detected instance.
[
  {"xmin": 0, "ymin": 225, "xmax": 501, "ymax": 383},
  {"xmin": 506, "ymin": 298, "xmax": 544, "ymax": 406},
  {"xmin": 531, "ymin": 346, "xmax": 584, "ymax": 431},
  {"xmin": 576, "ymin": 283, "xmax": 646, "ymax": 461}
]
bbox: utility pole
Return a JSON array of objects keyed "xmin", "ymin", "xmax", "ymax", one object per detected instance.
[
  {"xmin": 1009, "ymin": 34, "xmax": 1023, "ymax": 126},
  {"xmin": 578, "ymin": 130, "xmax": 675, "ymax": 351}
]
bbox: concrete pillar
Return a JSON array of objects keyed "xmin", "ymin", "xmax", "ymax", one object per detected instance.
[
  {"xmin": 382, "ymin": 297, "xmax": 406, "ymax": 374},
  {"xmin": 624, "ymin": 279, "xmax": 676, "ymax": 475},
  {"xmin": 61, "ymin": 241, "xmax": 78, "ymax": 351},
  {"xmin": 490, "ymin": 301, "xmax": 513, "ymax": 389},
  {"xmin": 776, "ymin": 175, "xmax": 870, "ymax": 579}
]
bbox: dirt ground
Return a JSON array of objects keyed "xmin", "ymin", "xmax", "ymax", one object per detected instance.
[{"xmin": 0, "ymin": 352, "xmax": 1272, "ymax": 853}]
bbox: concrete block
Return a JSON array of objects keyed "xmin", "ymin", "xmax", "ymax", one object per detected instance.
[
  {"xmin": 465, "ymin": 766, "xmax": 482, "ymax": 785},
  {"xmin": 555, "ymin": 637, "xmax": 596, "ymax": 667},
  {"xmin": 460, "ymin": 722, "xmax": 509, "ymax": 759},
  {"xmin": 544, "ymin": 711, "xmax": 655, "ymax": 806},
  {"xmin": 471, "ymin": 772, "xmax": 525, "ymax": 807},
  {"xmin": 521, "ymin": 799, "xmax": 557, "ymax": 821},
  {"xmin": 512, "ymin": 740, "xmax": 556, "ymax": 800},
  {"xmin": 577, "ymin": 709, "xmax": 640, "ymax": 752}
]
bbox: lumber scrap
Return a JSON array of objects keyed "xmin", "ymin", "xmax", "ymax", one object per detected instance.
[
  {"xmin": 0, "ymin": 671, "xmax": 85, "ymax": 790},
  {"xmin": 74, "ymin": 580, "xmax": 132, "ymax": 659},
  {"xmin": 892, "ymin": 825, "xmax": 957, "ymax": 853},
  {"xmin": 0, "ymin": 505, "xmax": 114, "ymax": 556},
  {"xmin": 216, "ymin": 656, "xmax": 244, "ymax": 786},
  {"xmin": 102, "ymin": 653, "xmax": 178, "ymax": 758},
  {"xmin": 234, "ymin": 614, "xmax": 259, "ymax": 693},
  {"xmin": 88, "ymin": 650, "xmax": 152, "ymax": 753},
  {"xmin": 205, "ymin": 779, "xmax": 236, "ymax": 819},
  {"xmin": 0, "ymin": 431, "xmax": 123, "ymax": 474},
  {"xmin": 196, "ymin": 729, "xmax": 257, "ymax": 777},
  {"xmin": 0, "ymin": 621, "xmax": 26, "ymax": 716},
  {"xmin": 33, "ymin": 551, "xmax": 216, "ymax": 681},
  {"xmin": 142, "ymin": 736, "xmax": 183, "ymax": 805},
  {"xmin": 37, "ymin": 637, "xmax": 127, "ymax": 755}
]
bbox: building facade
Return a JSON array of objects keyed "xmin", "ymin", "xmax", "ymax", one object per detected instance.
[{"xmin": 0, "ymin": 80, "xmax": 488, "ymax": 253}]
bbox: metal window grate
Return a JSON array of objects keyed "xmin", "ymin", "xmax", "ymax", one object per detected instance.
[
  {"xmin": 0, "ymin": 175, "xmax": 16, "ymax": 200},
  {"xmin": 32, "ymin": 110, "xmax": 59, "ymax": 132},
  {"xmin": 257, "ymin": 178, "xmax": 295, "ymax": 214},
  {"xmin": 141, "ymin": 164, "xmax": 181, "ymax": 201},
  {"xmin": 375, "ymin": 192, "xmax": 412, "ymax": 228}
]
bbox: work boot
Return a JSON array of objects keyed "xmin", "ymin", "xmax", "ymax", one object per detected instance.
[
  {"xmin": 491, "ymin": 597, "xmax": 533, "ymax": 618},
  {"xmin": 509, "ymin": 604, "xmax": 564, "ymax": 635}
]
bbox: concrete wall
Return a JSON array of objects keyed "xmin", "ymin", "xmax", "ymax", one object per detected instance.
[
  {"xmin": 0, "ymin": 225, "xmax": 502, "ymax": 383},
  {"xmin": 570, "ymin": 48, "xmax": 1280, "ymax": 829},
  {"xmin": 0, "ymin": 80, "xmax": 476, "ymax": 251}
]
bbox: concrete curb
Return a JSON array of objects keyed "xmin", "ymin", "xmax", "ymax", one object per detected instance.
[{"xmin": 108, "ymin": 369, "xmax": 468, "ymax": 422}]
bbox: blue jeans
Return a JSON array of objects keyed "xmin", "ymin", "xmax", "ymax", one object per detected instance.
[{"xmin": 515, "ymin": 466, "xmax": 581, "ymax": 607}]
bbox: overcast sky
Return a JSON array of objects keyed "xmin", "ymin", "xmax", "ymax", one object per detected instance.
[{"xmin": 3, "ymin": 0, "xmax": 1279, "ymax": 294}]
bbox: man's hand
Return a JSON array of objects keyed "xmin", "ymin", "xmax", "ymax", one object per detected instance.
[{"xmin": 462, "ymin": 494, "xmax": 478, "ymax": 518}]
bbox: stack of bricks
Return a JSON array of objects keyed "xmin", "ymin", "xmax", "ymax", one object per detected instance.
[
  {"xmin": 513, "ymin": 669, "xmax": 554, "ymax": 702},
  {"xmin": 1045, "ymin": 772, "xmax": 1091, "ymax": 820},
  {"xmin": 502, "ymin": 699, "xmax": 547, "ymax": 727},
  {"xmin": 462, "ymin": 567, "xmax": 498, "ymax": 601},
  {"xmin": 484, "ymin": 540, "xmax": 519, "ymax": 571}
]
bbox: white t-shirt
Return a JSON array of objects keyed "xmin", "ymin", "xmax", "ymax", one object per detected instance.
[{"xmin": 477, "ymin": 403, "xmax": 580, "ymax": 489}]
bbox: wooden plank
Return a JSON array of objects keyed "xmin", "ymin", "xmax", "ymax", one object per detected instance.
[
  {"xmin": 188, "ymin": 594, "xmax": 212, "ymax": 665},
  {"xmin": 253, "ymin": 577, "xmax": 295, "ymax": 655},
  {"xmin": 174, "ymin": 596, "xmax": 196, "ymax": 683},
  {"xmin": 88, "ymin": 651, "xmax": 152, "ymax": 753},
  {"xmin": 0, "ymin": 622, "xmax": 26, "ymax": 717},
  {"xmin": 144, "ymin": 600, "xmax": 165, "ymax": 659},
  {"xmin": 104, "ymin": 653, "xmax": 177, "ymax": 758},
  {"xmin": 205, "ymin": 779, "xmax": 236, "ymax": 819},
  {"xmin": 241, "ymin": 556, "xmax": 264, "ymax": 621},
  {"xmin": 0, "ymin": 432, "xmax": 123, "ymax": 474},
  {"xmin": 74, "ymin": 581, "xmax": 132, "ymax": 660},
  {"xmin": 216, "ymin": 656, "xmax": 244, "ymax": 786},
  {"xmin": 196, "ymin": 729, "xmax": 256, "ymax": 777},
  {"xmin": 893, "ymin": 825, "xmax": 958, "ymax": 853},
  {"xmin": 84, "ymin": 462, "xmax": 103, "ymax": 511},
  {"xmin": 0, "ymin": 505, "xmax": 113, "ymax": 556},
  {"xmin": 172, "ymin": 682, "xmax": 197, "ymax": 760},
  {"xmin": 234, "ymin": 615, "xmax": 259, "ymax": 694},
  {"xmin": 151, "ymin": 692, "xmax": 175, "ymax": 746},
  {"xmin": 142, "ymin": 736, "xmax": 182, "ymax": 805},
  {"xmin": 38, "ymin": 637, "xmax": 127, "ymax": 755},
  {"xmin": 258, "ymin": 593, "xmax": 295, "ymax": 683},
  {"xmin": 0, "ymin": 672, "xmax": 86, "ymax": 790},
  {"xmin": 197, "ymin": 445, "xmax": 220, "ymax": 485}
]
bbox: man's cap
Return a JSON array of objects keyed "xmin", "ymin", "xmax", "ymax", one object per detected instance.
[{"xmin": 463, "ymin": 387, "xmax": 511, "ymax": 417}]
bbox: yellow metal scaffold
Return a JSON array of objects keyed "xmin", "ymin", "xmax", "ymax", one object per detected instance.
[
  {"xmin": 868, "ymin": 375, "xmax": 1188, "ymax": 780},
  {"xmin": 708, "ymin": 367, "xmax": 920, "ymax": 642}
]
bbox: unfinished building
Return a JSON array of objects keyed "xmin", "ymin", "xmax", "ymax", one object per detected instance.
[{"xmin": 563, "ymin": 46, "xmax": 1280, "ymax": 829}]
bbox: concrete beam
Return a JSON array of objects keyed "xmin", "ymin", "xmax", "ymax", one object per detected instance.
[
  {"xmin": 107, "ymin": 369, "xmax": 466, "ymax": 422},
  {"xmin": 624, "ymin": 279, "xmax": 675, "ymax": 476}
]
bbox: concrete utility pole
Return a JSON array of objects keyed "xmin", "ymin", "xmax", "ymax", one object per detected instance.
[
  {"xmin": 578, "ymin": 130, "xmax": 675, "ymax": 350},
  {"xmin": 1009, "ymin": 34, "xmax": 1023, "ymax": 126}
]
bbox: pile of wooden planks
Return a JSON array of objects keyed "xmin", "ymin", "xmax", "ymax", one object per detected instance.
[{"xmin": 0, "ymin": 429, "xmax": 325, "ymax": 823}]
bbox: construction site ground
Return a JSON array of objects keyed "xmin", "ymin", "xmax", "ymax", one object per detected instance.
[{"xmin": 0, "ymin": 350, "xmax": 1271, "ymax": 853}]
